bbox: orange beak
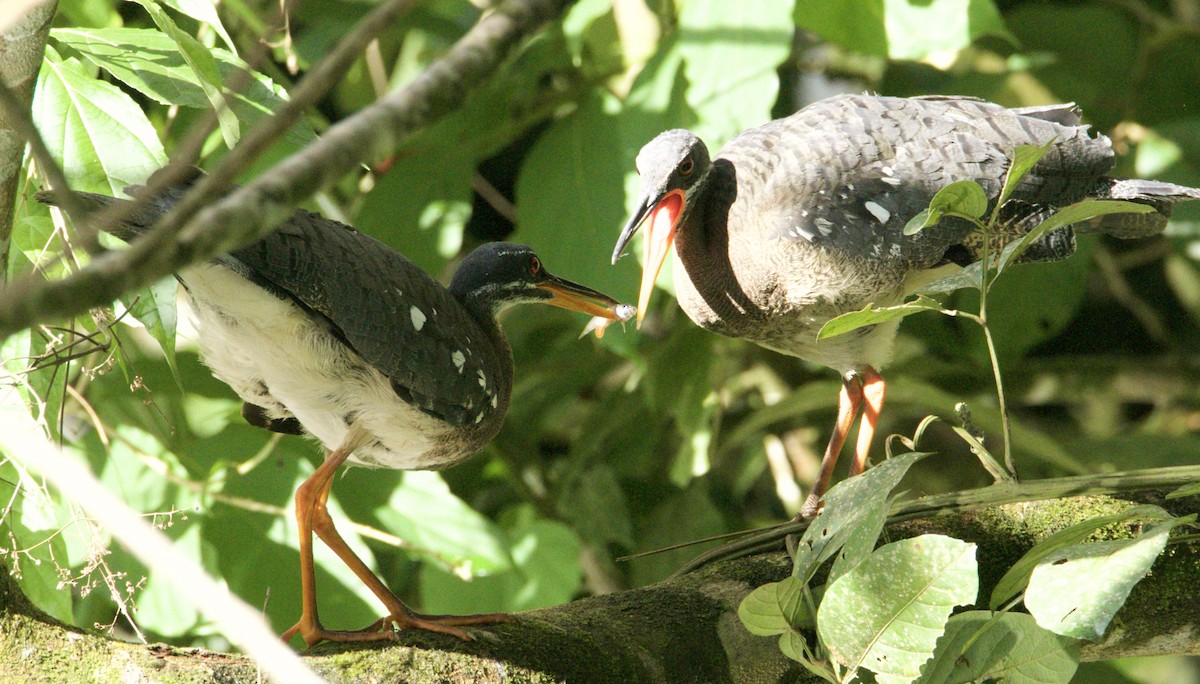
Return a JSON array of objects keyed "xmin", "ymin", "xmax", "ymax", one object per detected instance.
[
  {"xmin": 612, "ymin": 189, "xmax": 685, "ymax": 328},
  {"xmin": 535, "ymin": 274, "xmax": 625, "ymax": 320}
]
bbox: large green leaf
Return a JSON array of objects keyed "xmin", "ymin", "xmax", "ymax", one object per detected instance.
[
  {"xmin": 818, "ymin": 534, "xmax": 978, "ymax": 684},
  {"xmin": 51, "ymin": 28, "xmax": 315, "ymax": 147},
  {"xmin": 373, "ymin": 471, "xmax": 511, "ymax": 575},
  {"xmin": 0, "ymin": 395, "xmax": 75, "ymax": 624},
  {"xmin": 678, "ymin": 0, "xmax": 794, "ymax": 148},
  {"xmin": 1006, "ymin": 4, "xmax": 1138, "ymax": 131},
  {"xmin": 34, "ymin": 47, "xmax": 167, "ymax": 195},
  {"xmin": 517, "ymin": 92, "xmax": 638, "ymax": 300},
  {"xmin": 0, "ymin": 461, "xmax": 75, "ymax": 624},
  {"xmin": 629, "ymin": 483, "xmax": 726, "ymax": 586},
  {"xmin": 556, "ymin": 463, "xmax": 634, "ymax": 548},
  {"xmin": 1024, "ymin": 516, "xmax": 1191, "ymax": 640},
  {"xmin": 796, "ymin": 0, "xmax": 1012, "ymax": 62},
  {"xmin": 914, "ymin": 611, "xmax": 1078, "ymax": 684},
  {"xmin": 419, "ymin": 505, "xmax": 582, "ymax": 614},
  {"xmin": 127, "ymin": 0, "xmax": 239, "ymax": 148},
  {"xmin": 967, "ymin": 235, "xmax": 1096, "ymax": 367},
  {"xmin": 134, "ymin": 523, "xmax": 214, "ymax": 637},
  {"xmin": 989, "ymin": 504, "xmax": 1173, "ymax": 610},
  {"xmin": 793, "ymin": 452, "xmax": 931, "ymax": 582}
]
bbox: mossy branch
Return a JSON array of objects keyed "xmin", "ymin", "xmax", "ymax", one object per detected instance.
[{"xmin": 3, "ymin": 484, "xmax": 1197, "ymax": 683}]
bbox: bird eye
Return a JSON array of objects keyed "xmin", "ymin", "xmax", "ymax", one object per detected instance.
[
  {"xmin": 679, "ymin": 157, "xmax": 695, "ymax": 177},
  {"xmin": 529, "ymin": 256, "xmax": 541, "ymax": 275}
]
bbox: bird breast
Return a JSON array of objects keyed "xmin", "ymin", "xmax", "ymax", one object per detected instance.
[{"xmin": 672, "ymin": 239, "xmax": 908, "ymax": 372}]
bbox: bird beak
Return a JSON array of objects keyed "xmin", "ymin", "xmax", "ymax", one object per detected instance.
[
  {"xmin": 611, "ymin": 189, "xmax": 684, "ymax": 328},
  {"xmin": 537, "ymin": 274, "xmax": 625, "ymax": 320}
]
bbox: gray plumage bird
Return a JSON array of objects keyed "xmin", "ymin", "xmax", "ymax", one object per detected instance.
[
  {"xmin": 40, "ymin": 171, "xmax": 626, "ymax": 646},
  {"xmin": 612, "ymin": 94, "xmax": 1200, "ymax": 516}
]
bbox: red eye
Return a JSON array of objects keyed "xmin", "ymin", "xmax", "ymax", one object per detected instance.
[
  {"xmin": 679, "ymin": 157, "xmax": 694, "ymax": 177},
  {"xmin": 529, "ymin": 256, "xmax": 541, "ymax": 275}
]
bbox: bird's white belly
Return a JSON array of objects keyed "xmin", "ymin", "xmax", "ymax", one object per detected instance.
[{"xmin": 179, "ymin": 263, "xmax": 458, "ymax": 470}]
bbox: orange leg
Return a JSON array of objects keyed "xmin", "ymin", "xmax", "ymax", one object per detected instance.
[
  {"xmin": 849, "ymin": 367, "xmax": 886, "ymax": 477},
  {"xmin": 799, "ymin": 372, "xmax": 865, "ymax": 518},
  {"xmin": 282, "ymin": 429, "xmax": 511, "ymax": 647}
]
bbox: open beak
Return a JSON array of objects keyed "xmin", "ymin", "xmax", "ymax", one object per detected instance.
[
  {"xmin": 611, "ymin": 189, "xmax": 684, "ymax": 328},
  {"xmin": 536, "ymin": 274, "xmax": 625, "ymax": 320}
]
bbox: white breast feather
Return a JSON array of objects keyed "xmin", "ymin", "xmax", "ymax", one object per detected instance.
[{"xmin": 179, "ymin": 263, "xmax": 458, "ymax": 470}]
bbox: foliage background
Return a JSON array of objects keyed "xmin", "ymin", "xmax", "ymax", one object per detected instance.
[{"xmin": 3, "ymin": 0, "xmax": 1199, "ymax": 680}]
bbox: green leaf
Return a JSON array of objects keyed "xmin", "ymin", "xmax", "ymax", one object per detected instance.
[
  {"xmin": 989, "ymin": 504, "xmax": 1173, "ymax": 610},
  {"xmin": 738, "ymin": 581, "xmax": 790, "ymax": 636},
  {"xmin": 905, "ymin": 181, "xmax": 988, "ymax": 236},
  {"xmin": 930, "ymin": 180, "xmax": 989, "ymax": 220},
  {"xmin": 1024, "ymin": 516, "xmax": 1192, "ymax": 640},
  {"xmin": 52, "ymin": 28, "xmax": 316, "ymax": 148},
  {"xmin": 1166, "ymin": 481, "xmax": 1200, "ymax": 499},
  {"xmin": 557, "ymin": 463, "xmax": 635, "ymax": 548},
  {"xmin": 881, "ymin": 0, "xmax": 1015, "ymax": 62},
  {"xmin": 776, "ymin": 575, "xmax": 811, "ymax": 629},
  {"xmin": 419, "ymin": 505, "xmax": 583, "ymax": 614},
  {"xmin": 997, "ymin": 139, "xmax": 1057, "ymax": 210},
  {"xmin": 630, "ymin": 483, "xmax": 726, "ymax": 586},
  {"xmin": 995, "ymin": 200, "xmax": 1155, "ymax": 273},
  {"xmin": 817, "ymin": 295, "xmax": 947, "ymax": 341},
  {"xmin": 0, "ymin": 399, "xmax": 75, "ymax": 624},
  {"xmin": 917, "ymin": 261, "xmax": 984, "ymax": 295},
  {"xmin": 778, "ymin": 630, "xmax": 808, "ymax": 663},
  {"xmin": 795, "ymin": 0, "xmax": 1013, "ymax": 62},
  {"xmin": 914, "ymin": 611, "xmax": 1079, "ymax": 684},
  {"xmin": 678, "ymin": 0, "xmax": 794, "ymax": 147},
  {"xmin": 162, "ymin": 0, "xmax": 237, "ymax": 53},
  {"xmin": 517, "ymin": 92, "xmax": 636, "ymax": 300},
  {"xmin": 128, "ymin": 0, "xmax": 239, "ymax": 148},
  {"xmin": 136, "ymin": 523, "xmax": 213, "ymax": 636},
  {"xmin": 826, "ymin": 493, "xmax": 891, "ymax": 584},
  {"xmin": 793, "ymin": 452, "xmax": 931, "ymax": 582},
  {"xmin": 904, "ymin": 208, "xmax": 938, "ymax": 236},
  {"xmin": 819, "ymin": 534, "xmax": 979, "ymax": 683},
  {"xmin": 34, "ymin": 48, "xmax": 167, "ymax": 195},
  {"xmin": 121, "ymin": 277, "xmax": 181, "ymax": 387},
  {"xmin": 374, "ymin": 471, "xmax": 512, "ymax": 575}
]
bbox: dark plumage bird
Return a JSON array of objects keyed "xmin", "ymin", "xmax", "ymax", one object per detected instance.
[
  {"xmin": 612, "ymin": 94, "xmax": 1200, "ymax": 516},
  {"xmin": 39, "ymin": 171, "xmax": 627, "ymax": 646}
]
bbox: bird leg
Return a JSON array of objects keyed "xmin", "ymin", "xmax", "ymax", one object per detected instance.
[
  {"xmin": 849, "ymin": 367, "xmax": 886, "ymax": 478},
  {"xmin": 282, "ymin": 428, "xmax": 510, "ymax": 647},
  {"xmin": 799, "ymin": 372, "xmax": 865, "ymax": 518}
]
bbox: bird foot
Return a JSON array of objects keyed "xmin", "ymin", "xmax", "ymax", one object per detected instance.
[
  {"xmin": 797, "ymin": 495, "xmax": 823, "ymax": 520},
  {"xmin": 283, "ymin": 611, "xmax": 514, "ymax": 647}
]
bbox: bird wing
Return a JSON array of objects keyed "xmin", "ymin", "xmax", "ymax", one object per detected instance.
[
  {"xmin": 223, "ymin": 210, "xmax": 501, "ymax": 427},
  {"xmin": 720, "ymin": 94, "xmax": 1117, "ymax": 268}
]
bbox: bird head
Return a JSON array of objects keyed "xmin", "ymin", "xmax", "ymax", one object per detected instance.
[
  {"xmin": 611, "ymin": 129, "xmax": 712, "ymax": 327},
  {"xmin": 451, "ymin": 242, "xmax": 624, "ymax": 321}
]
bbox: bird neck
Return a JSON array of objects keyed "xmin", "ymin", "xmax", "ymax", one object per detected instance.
[
  {"xmin": 672, "ymin": 159, "xmax": 769, "ymax": 335},
  {"xmin": 459, "ymin": 295, "xmax": 517, "ymax": 419}
]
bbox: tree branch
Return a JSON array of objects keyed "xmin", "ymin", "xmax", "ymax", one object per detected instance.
[
  {"xmin": 0, "ymin": 0, "xmax": 574, "ymax": 340},
  {"xmin": 3, "ymin": 486, "xmax": 1197, "ymax": 683},
  {"xmin": 0, "ymin": 0, "xmax": 56, "ymax": 282}
]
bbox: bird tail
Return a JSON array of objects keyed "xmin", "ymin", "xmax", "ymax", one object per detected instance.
[
  {"xmin": 34, "ymin": 166, "xmax": 201, "ymax": 241},
  {"xmin": 1081, "ymin": 178, "xmax": 1200, "ymax": 239},
  {"xmin": 35, "ymin": 189, "xmax": 163, "ymax": 242}
]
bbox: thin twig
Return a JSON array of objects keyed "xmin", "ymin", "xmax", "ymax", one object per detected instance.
[{"xmin": 0, "ymin": 0, "xmax": 570, "ymax": 340}]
